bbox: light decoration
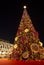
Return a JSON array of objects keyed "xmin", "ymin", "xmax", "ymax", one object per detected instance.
[
  {"xmin": 2, "ymin": 52, "xmax": 6, "ymax": 55},
  {"xmin": 24, "ymin": 28, "xmax": 29, "ymax": 33},
  {"xmin": 30, "ymin": 43, "xmax": 39, "ymax": 53},
  {"xmin": 0, "ymin": 52, "xmax": 1, "ymax": 54},
  {"xmin": 15, "ymin": 37, "xmax": 19, "ymax": 41},
  {"xmin": 39, "ymin": 41, "xmax": 43, "ymax": 46},
  {"xmin": 23, "ymin": 6, "xmax": 26, "ymax": 9},
  {"xmin": 40, "ymin": 48, "xmax": 44, "ymax": 54},
  {"xmin": 22, "ymin": 51, "xmax": 29, "ymax": 59},
  {"xmin": 14, "ymin": 44, "xmax": 18, "ymax": 49},
  {"xmin": 0, "ymin": 40, "xmax": 13, "ymax": 58},
  {"xmin": 39, "ymin": 48, "xmax": 44, "ymax": 59}
]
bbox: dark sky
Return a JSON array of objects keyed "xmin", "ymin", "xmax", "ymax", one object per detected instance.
[{"xmin": 0, "ymin": 0, "xmax": 44, "ymax": 46}]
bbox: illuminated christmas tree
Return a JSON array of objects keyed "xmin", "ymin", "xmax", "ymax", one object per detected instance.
[{"xmin": 10, "ymin": 6, "xmax": 44, "ymax": 60}]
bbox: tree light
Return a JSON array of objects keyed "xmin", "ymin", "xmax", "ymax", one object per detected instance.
[
  {"xmin": 39, "ymin": 41, "xmax": 43, "ymax": 46},
  {"xmin": 14, "ymin": 44, "xmax": 18, "ymax": 49},
  {"xmin": 23, "ymin": 6, "xmax": 26, "ymax": 9}
]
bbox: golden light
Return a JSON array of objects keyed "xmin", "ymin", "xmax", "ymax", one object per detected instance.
[
  {"xmin": 14, "ymin": 44, "xmax": 18, "ymax": 49},
  {"xmin": 15, "ymin": 37, "xmax": 18, "ymax": 41},
  {"xmin": 30, "ymin": 43, "xmax": 39, "ymax": 53},
  {"xmin": 24, "ymin": 28, "xmax": 29, "ymax": 33},
  {"xmin": 23, "ymin": 6, "xmax": 26, "ymax": 9},
  {"xmin": 39, "ymin": 41, "xmax": 43, "ymax": 46}
]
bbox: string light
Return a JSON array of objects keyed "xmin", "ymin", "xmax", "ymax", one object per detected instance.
[
  {"xmin": 0, "ymin": 51, "xmax": 1, "ymax": 54},
  {"xmin": 0, "ymin": 40, "xmax": 13, "ymax": 58},
  {"xmin": 0, "ymin": 51, "xmax": 6, "ymax": 55}
]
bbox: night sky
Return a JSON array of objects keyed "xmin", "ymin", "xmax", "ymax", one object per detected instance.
[{"xmin": 0, "ymin": 1, "xmax": 44, "ymax": 46}]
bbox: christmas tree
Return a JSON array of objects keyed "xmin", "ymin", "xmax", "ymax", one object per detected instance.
[{"xmin": 10, "ymin": 6, "xmax": 44, "ymax": 60}]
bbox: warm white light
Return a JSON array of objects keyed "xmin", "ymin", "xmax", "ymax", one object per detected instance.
[
  {"xmin": 2, "ymin": 52, "xmax": 6, "ymax": 55},
  {"xmin": 0, "ymin": 51, "xmax": 1, "ymax": 54},
  {"xmin": 0, "ymin": 40, "xmax": 13, "ymax": 58},
  {"xmin": 24, "ymin": 6, "xmax": 26, "ymax": 9}
]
